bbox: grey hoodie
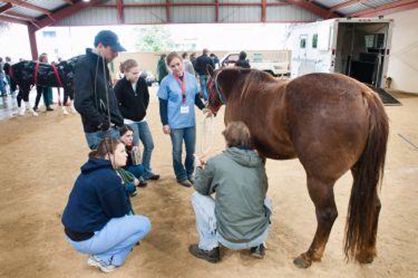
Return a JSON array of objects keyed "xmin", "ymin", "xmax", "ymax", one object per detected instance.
[{"xmin": 194, "ymin": 147, "xmax": 270, "ymax": 243}]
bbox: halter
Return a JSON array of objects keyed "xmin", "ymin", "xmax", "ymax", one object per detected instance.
[
  {"xmin": 207, "ymin": 70, "xmax": 226, "ymax": 114},
  {"xmin": 213, "ymin": 71, "xmax": 226, "ymax": 105}
]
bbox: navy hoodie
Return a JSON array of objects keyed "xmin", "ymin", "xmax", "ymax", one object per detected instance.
[{"xmin": 62, "ymin": 158, "xmax": 130, "ymax": 233}]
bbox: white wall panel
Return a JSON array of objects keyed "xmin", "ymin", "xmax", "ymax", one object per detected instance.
[
  {"xmin": 171, "ymin": 7, "xmax": 215, "ymax": 23},
  {"xmin": 220, "ymin": 7, "xmax": 261, "ymax": 23},
  {"xmin": 55, "ymin": 7, "xmax": 118, "ymax": 26},
  {"xmin": 125, "ymin": 7, "xmax": 166, "ymax": 24},
  {"xmin": 267, "ymin": 6, "xmax": 319, "ymax": 22}
]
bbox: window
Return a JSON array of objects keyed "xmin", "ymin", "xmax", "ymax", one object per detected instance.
[
  {"xmin": 300, "ymin": 35, "xmax": 307, "ymax": 49},
  {"xmin": 42, "ymin": 31, "xmax": 56, "ymax": 38},
  {"xmin": 312, "ymin": 34, "xmax": 318, "ymax": 49}
]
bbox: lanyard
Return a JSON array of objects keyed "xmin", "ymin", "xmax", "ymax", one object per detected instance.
[{"xmin": 175, "ymin": 74, "xmax": 187, "ymax": 104}]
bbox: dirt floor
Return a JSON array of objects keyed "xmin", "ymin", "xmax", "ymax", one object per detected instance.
[{"xmin": 0, "ymin": 89, "xmax": 417, "ymax": 278}]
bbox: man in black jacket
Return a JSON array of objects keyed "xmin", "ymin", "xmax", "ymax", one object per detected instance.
[
  {"xmin": 194, "ymin": 49, "xmax": 215, "ymax": 101},
  {"xmin": 74, "ymin": 30, "xmax": 126, "ymax": 150}
]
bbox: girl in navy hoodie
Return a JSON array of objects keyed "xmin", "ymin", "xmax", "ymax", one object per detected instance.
[{"xmin": 62, "ymin": 138, "xmax": 151, "ymax": 273}]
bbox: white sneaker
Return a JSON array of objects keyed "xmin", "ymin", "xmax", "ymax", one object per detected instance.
[
  {"xmin": 62, "ymin": 106, "xmax": 69, "ymax": 115},
  {"xmin": 87, "ymin": 255, "xmax": 116, "ymax": 273}
]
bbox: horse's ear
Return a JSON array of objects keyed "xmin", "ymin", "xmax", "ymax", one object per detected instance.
[{"xmin": 207, "ymin": 65, "xmax": 215, "ymax": 77}]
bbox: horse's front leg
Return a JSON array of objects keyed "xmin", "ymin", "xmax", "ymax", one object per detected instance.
[{"xmin": 293, "ymin": 176, "xmax": 338, "ymax": 268}]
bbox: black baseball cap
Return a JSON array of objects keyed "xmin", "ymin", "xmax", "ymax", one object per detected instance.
[{"xmin": 94, "ymin": 30, "xmax": 126, "ymax": 52}]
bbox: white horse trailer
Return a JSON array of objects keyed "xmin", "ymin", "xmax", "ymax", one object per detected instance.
[{"xmin": 289, "ymin": 18, "xmax": 393, "ymax": 88}]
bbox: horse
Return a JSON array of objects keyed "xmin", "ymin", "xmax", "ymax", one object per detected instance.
[
  {"xmin": 206, "ymin": 67, "xmax": 389, "ymax": 268},
  {"xmin": 10, "ymin": 55, "xmax": 83, "ymax": 116}
]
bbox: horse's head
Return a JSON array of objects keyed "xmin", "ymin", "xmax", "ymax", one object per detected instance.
[{"xmin": 207, "ymin": 66, "xmax": 226, "ymax": 115}]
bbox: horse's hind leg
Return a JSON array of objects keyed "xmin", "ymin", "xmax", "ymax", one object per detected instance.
[{"xmin": 293, "ymin": 176, "xmax": 338, "ymax": 268}]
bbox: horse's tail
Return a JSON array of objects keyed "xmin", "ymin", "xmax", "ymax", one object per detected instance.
[{"xmin": 344, "ymin": 89, "xmax": 389, "ymax": 262}]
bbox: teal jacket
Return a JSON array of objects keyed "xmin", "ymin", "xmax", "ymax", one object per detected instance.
[{"xmin": 193, "ymin": 147, "xmax": 270, "ymax": 243}]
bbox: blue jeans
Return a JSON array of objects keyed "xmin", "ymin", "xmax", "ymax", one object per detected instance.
[
  {"xmin": 66, "ymin": 215, "xmax": 151, "ymax": 266},
  {"xmin": 191, "ymin": 192, "xmax": 272, "ymax": 251},
  {"xmin": 84, "ymin": 127, "xmax": 120, "ymax": 150},
  {"xmin": 170, "ymin": 127, "xmax": 196, "ymax": 182},
  {"xmin": 126, "ymin": 164, "xmax": 145, "ymax": 180},
  {"xmin": 128, "ymin": 121, "xmax": 155, "ymax": 178},
  {"xmin": 199, "ymin": 75, "xmax": 209, "ymax": 101}
]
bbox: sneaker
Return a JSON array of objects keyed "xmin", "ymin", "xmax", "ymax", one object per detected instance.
[
  {"xmin": 250, "ymin": 244, "xmax": 265, "ymax": 259},
  {"xmin": 178, "ymin": 179, "xmax": 193, "ymax": 188},
  {"xmin": 138, "ymin": 180, "xmax": 148, "ymax": 188},
  {"xmin": 46, "ymin": 106, "xmax": 54, "ymax": 111},
  {"xmin": 188, "ymin": 176, "xmax": 195, "ymax": 184},
  {"xmin": 87, "ymin": 255, "xmax": 116, "ymax": 273},
  {"xmin": 130, "ymin": 190, "xmax": 138, "ymax": 197},
  {"xmin": 146, "ymin": 173, "xmax": 160, "ymax": 180},
  {"xmin": 189, "ymin": 244, "xmax": 220, "ymax": 263}
]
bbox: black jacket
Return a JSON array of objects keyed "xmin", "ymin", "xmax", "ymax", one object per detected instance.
[
  {"xmin": 194, "ymin": 54, "xmax": 215, "ymax": 76},
  {"xmin": 74, "ymin": 49, "xmax": 123, "ymax": 133},
  {"xmin": 114, "ymin": 76, "xmax": 149, "ymax": 122},
  {"xmin": 235, "ymin": 59, "xmax": 251, "ymax": 69}
]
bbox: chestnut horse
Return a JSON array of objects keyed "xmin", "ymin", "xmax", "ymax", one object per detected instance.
[{"xmin": 206, "ymin": 67, "xmax": 389, "ymax": 268}]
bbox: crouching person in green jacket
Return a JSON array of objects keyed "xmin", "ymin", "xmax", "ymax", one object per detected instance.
[{"xmin": 189, "ymin": 121, "xmax": 272, "ymax": 263}]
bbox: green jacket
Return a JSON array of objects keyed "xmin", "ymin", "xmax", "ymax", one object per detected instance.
[
  {"xmin": 157, "ymin": 58, "xmax": 169, "ymax": 82},
  {"xmin": 194, "ymin": 147, "xmax": 270, "ymax": 243}
]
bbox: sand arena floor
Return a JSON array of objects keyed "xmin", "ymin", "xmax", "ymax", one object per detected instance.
[{"xmin": 0, "ymin": 89, "xmax": 417, "ymax": 278}]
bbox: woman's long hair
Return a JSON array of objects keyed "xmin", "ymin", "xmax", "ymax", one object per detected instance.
[{"xmin": 89, "ymin": 138, "xmax": 122, "ymax": 160}]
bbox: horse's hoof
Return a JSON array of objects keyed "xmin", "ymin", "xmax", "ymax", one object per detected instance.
[{"xmin": 293, "ymin": 254, "xmax": 312, "ymax": 268}]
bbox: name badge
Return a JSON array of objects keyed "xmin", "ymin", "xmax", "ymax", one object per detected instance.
[{"xmin": 180, "ymin": 106, "xmax": 190, "ymax": 114}]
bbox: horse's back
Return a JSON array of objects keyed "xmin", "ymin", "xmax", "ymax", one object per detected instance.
[{"xmin": 284, "ymin": 73, "xmax": 373, "ymax": 178}]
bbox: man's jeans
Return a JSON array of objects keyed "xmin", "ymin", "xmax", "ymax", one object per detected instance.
[
  {"xmin": 199, "ymin": 75, "xmax": 209, "ymax": 101},
  {"xmin": 85, "ymin": 127, "xmax": 120, "ymax": 150},
  {"xmin": 66, "ymin": 215, "xmax": 151, "ymax": 266},
  {"xmin": 170, "ymin": 127, "xmax": 196, "ymax": 182},
  {"xmin": 191, "ymin": 192, "xmax": 272, "ymax": 251},
  {"xmin": 128, "ymin": 121, "xmax": 155, "ymax": 178}
]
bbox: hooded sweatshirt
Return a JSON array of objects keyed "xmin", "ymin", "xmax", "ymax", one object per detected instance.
[
  {"xmin": 62, "ymin": 158, "xmax": 130, "ymax": 235},
  {"xmin": 193, "ymin": 147, "xmax": 269, "ymax": 243}
]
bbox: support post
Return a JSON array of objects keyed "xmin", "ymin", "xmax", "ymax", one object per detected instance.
[{"xmin": 28, "ymin": 24, "xmax": 38, "ymax": 61}]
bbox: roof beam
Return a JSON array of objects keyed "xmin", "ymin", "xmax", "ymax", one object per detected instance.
[
  {"xmin": 116, "ymin": 0, "xmax": 124, "ymax": 24},
  {"xmin": 1, "ymin": 0, "xmax": 52, "ymax": 16},
  {"xmin": 350, "ymin": 0, "xmax": 418, "ymax": 17},
  {"xmin": 0, "ymin": 14, "xmax": 27, "ymax": 24},
  {"xmin": 33, "ymin": 0, "xmax": 102, "ymax": 30},
  {"xmin": 285, "ymin": 0, "xmax": 340, "ymax": 18},
  {"xmin": 0, "ymin": 2, "xmax": 12, "ymax": 14}
]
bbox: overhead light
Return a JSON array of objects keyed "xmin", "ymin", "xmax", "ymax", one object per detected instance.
[{"xmin": 82, "ymin": 0, "xmax": 90, "ymax": 2}]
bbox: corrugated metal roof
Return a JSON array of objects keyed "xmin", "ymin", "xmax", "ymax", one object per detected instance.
[
  {"xmin": 363, "ymin": 0, "xmax": 397, "ymax": 8},
  {"xmin": 313, "ymin": 0, "xmax": 348, "ymax": 9},
  {"xmin": 9, "ymin": 6, "xmax": 43, "ymax": 18},
  {"xmin": 26, "ymin": 0, "xmax": 64, "ymax": 11},
  {"xmin": 337, "ymin": 3, "xmax": 368, "ymax": 14},
  {"xmin": 0, "ymin": 0, "xmax": 414, "ymax": 26}
]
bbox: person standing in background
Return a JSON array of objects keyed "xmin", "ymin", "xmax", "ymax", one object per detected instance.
[{"xmin": 157, "ymin": 54, "xmax": 169, "ymax": 84}]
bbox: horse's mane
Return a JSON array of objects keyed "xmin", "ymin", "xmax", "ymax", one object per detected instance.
[{"xmin": 239, "ymin": 68, "xmax": 279, "ymax": 100}]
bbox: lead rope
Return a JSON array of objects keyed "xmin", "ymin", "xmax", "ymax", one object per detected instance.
[{"xmin": 195, "ymin": 110, "xmax": 214, "ymax": 170}]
